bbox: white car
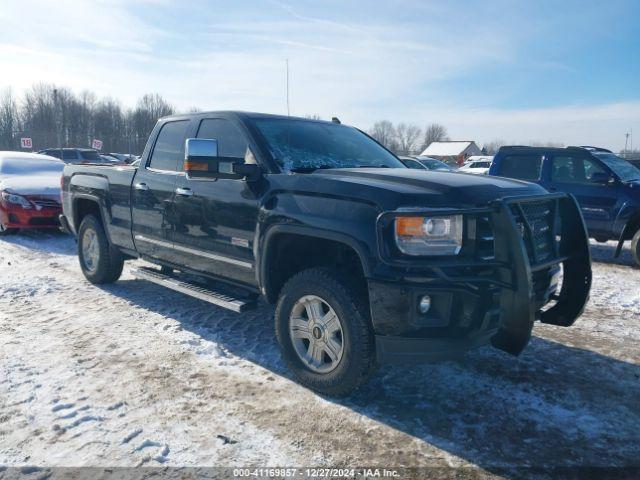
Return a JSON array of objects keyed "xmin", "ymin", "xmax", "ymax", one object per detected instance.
[{"xmin": 459, "ymin": 157, "xmax": 493, "ymax": 175}]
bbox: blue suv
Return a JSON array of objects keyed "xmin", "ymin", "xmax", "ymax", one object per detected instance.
[{"xmin": 489, "ymin": 146, "xmax": 640, "ymax": 266}]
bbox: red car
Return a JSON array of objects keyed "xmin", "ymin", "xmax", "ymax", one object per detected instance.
[{"xmin": 0, "ymin": 152, "xmax": 65, "ymax": 235}]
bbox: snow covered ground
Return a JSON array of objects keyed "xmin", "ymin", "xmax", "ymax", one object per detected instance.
[{"xmin": 0, "ymin": 232, "xmax": 638, "ymax": 475}]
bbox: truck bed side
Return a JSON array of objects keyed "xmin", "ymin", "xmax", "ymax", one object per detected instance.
[{"xmin": 61, "ymin": 164, "xmax": 137, "ymax": 251}]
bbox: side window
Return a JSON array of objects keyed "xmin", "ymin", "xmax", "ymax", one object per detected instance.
[
  {"xmin": 403, "ymin": 159, "xmax": 424, "ymax": 169},
  {"xmin": 196, "ymin": 119, "xmax": 248, "ymax": 159},
  {"xmin": 499, "ymin": 155, "xmax": 542, "ymax": 180},
  {"xmin": 551, "ymin": 156, "xmax": 580, "ymax": 182},
  {"xmin": 148, "ymin": 120, "xmax": 189, "ymax": 171},
  {"xmin": 583, "ymin": 157, "xmax": 607, "ymax": 182},
  {"xmin": 62, "ymin": 150, "xmax": 78, "ymax": 160}
]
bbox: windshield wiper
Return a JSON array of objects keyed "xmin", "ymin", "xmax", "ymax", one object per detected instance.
[
  {"xmin": 289, "ymin": 164, "xmax": 391, "ymax": 173},
  {"xmin": 289, "ymin": 165, "xmax": 339, "ymax": 173}
]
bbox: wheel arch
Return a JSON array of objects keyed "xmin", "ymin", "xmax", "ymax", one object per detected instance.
[
  {"xmin": 259, "ymin": 225, "xmax": 372, "ymax": 304},
  {"xmin": 72, "ymin": 195, "xmax": 113, "ymax": 244}
]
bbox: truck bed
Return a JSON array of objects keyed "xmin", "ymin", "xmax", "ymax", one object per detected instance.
[{"xmin": 61, "ymin": 163, "xmax": 138, "ymax": 251}]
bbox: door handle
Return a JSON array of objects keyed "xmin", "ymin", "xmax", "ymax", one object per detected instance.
[
  {"xmin": 134, "ymin": 182, "xmax": 149, "ymax": 191},
  {"xmin": 175, "ymin": 187, "xmax": 193, "ymax": 197},
  {"xmin": 548, "ymin": 186, "xmax": 557, "ymax": 192}
]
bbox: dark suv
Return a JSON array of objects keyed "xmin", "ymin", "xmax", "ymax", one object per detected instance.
[
  {"xmin": 39, "ymin": 148, "xmax": 106, "ymax": 164},
  {"xmin": 490, "ymin": 146, "xmax": 640, "ymax": 265}
]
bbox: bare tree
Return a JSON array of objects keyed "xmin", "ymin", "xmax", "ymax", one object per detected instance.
[
  {"xmin": 421, "ymin": 123, "xmax": 448, "ymax": 151},
  {"xmin": 395, "ymin": 123, "xmax": 422, "ymax": 155},
  {"xmin": 129, "ymin": 93, "xmax": 174, "ymax": 153},
  {"xmin": 482, "ymin": 139, "xmax": 504, "ymax": 155},
  {"xmin": 0, "ymin": 88, "xmax": 19, "ymax": 149},
  {"xmin": 369, "ymin": 120, "xmax": 399, "ymax": 152}
]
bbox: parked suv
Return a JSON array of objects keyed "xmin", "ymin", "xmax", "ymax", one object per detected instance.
[
  {"xmin": 489, "ymin": 146, "xmax": 640, "ymax": 265},
  {"xmin": 60, "ymin": 112, "xmax": 591, "ymax": 395},
  {"xmin": 39, "ymin": 148, "xmax": 107, "ymax": 164}
]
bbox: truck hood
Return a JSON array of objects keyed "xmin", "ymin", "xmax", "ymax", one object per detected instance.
[
  {"xmin": 301, "ymin": 168, "xmax": 548, "ymax": 208},
  {"xmin": 0, "ymin": 174, "xmax": 62, "ymax": 196}
]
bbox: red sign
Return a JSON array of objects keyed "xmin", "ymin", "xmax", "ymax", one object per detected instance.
[
  {"xmin": 20, "ymin": 137, "xmax": 33, "ymax": 149},
  {"xmin": 92, "ymin": 139, "xmax": 103, "ymax": 151}
]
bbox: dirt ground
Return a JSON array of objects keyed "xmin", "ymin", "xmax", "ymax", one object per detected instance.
[{"xmin": 0, "ymin": 232, "xmax": 638, "ymax": 478}]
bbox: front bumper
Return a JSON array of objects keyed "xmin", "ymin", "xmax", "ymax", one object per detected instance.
[
  {"xmin": 371, "ymin": 193, "xmax": 592, "ymax": 363},
  {"xmin": 0, "ymin": 204, "xmax": 61, "ymax": 229}
]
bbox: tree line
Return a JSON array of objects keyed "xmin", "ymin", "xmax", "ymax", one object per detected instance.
[
  {"xmin": 0, "ymin": 84, "xmax": 175, "ymax": 154},
  {"xmin": 368, "ymin": 120, "xmax": 449, "ymax": 156}
]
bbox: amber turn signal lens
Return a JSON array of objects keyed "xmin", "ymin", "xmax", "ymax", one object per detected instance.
[
  {"xmin": 395, "ymin": 216, "xmax": 424, "ymax": 236},
  {"xmin": 184, "ymin": 161, "xmax": 208, "ymax": 171}
]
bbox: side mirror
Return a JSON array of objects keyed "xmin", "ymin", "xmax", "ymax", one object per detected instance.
[
  {"xmin": 590, "ymin": 172, "xmax": 614, "ymax": 184},
  {"xmin": 184, "ymin": 138, "xmax": 261, "ymax": 181}
]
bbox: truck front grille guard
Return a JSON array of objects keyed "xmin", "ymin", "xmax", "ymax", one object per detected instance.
[
  {"xmin": 489, "ymin": 193, "xmax": 592, "ymax": 354},
  {"xmin": 376, "ymin": 193, "xmax": 592, "ymax": 354}
]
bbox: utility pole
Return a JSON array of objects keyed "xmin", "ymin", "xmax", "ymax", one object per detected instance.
[{"xmin": 625, "ymin": 132, "xmax": 630, "ymax": 157}]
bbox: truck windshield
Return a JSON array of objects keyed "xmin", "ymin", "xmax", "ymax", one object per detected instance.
[
  {"xmin": 253, "ymin": 118, "xmax": 405, "ymax": 173},
  {"xmin": 594, "ymin": 153, "xmax": 640, "ymax": 182}
]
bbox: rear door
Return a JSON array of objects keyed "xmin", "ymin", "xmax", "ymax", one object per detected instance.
[
  {"xmin": 172, "ymin": 117, "xmax": 259, "ymax": 286},
  {"xmin": 547, "ymin": 154, "xmax": 619, "ymax": 233},
  {"xmin": 131, "ymin": 119, "xmax": 189, "ymax": 262}
]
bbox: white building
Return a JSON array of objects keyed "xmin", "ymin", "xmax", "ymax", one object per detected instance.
[{"xmin": 421, "ymin": 141, "xmax": 482, "ymax": 166}]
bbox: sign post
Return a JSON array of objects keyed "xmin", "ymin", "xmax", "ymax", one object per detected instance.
[
  {"xmin": 20, "ymin": 138, "xmax": 33, "ymax": 150},
  {"xmin": 92, "ymin": 139, "xmax": 103, "ymax": 151}
]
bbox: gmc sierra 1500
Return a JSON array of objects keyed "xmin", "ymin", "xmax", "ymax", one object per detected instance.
[{"xmin": 60, "ymin": 112, "xmax": 592, "ymax": 396}]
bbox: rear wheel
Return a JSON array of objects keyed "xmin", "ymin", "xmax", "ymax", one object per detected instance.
[
  {"xmin": 78, "ymin": 214, "xmax": 124, "ymax": 284},
  {"xmin": 631, "ymin": 229, "xmax": 640, "ymax": 268},
  {"xmin": 275, "ymin": 268, "xmax": 376, "ymax": 396}
]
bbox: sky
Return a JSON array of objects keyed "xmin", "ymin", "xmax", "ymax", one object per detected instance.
[{"xmin": 0, "ymin": 0, "xmax": 638, "ymax": 151}]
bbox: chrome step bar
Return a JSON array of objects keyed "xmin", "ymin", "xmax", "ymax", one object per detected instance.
[{"xmin": 131, "ymin": 266, "xmax": 256, "ymax": 313}]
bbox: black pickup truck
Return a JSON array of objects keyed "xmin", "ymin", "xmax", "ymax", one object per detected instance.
[{"xmin": 60, "ymin": 112, "xmax": 592, "ymax": 396}]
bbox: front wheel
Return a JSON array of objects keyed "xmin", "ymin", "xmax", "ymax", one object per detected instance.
[
  {"xmin": 78, "ymin": 214, "xmax": 124, "ymax": 284},
  {"xmin": 631, "ymin": 228, "xmax": 640, "ymax": 268},
  {"xmin": 275, "ymin": 268, "xmax": 376, "ymax": 396}
]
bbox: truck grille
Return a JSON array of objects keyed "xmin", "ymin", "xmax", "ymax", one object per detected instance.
[
  {"xmin": 28, "ymin": 197, "xmax": 61, "ymax": 209},
  {"xmin": 475, "ymin": 214, "xmax": 495, "ymax": 261},
  {"xmin": 510, "ymin": 200, "xmax": 557, "ymax": 265}
]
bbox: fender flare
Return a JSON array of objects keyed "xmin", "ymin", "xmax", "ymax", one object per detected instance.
[
  {"xmin": 615, "ymin": 208, "xmax": 640, "ymax": 258},
  {"xmin": 257, "ymin": 224, "xmax": 372, "ymax": 301},
  {"xmin": 71, "ymin": 194, "xmax": 114, "ymax": 245}
]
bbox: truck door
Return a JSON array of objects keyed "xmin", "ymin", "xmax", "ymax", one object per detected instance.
[
  {"xmin": 547, "ymin": 154, "xmax": 619, "ymax": 234},
  {"xmin": 172, "ymin": 117, "xmax": 259, "ymax": 287},
  {"xmin": 131, "ymin": 119, "xmax": 189, "ymax": 262}
]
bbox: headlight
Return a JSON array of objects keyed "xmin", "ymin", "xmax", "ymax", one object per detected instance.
[
  {"xmin": 1, "ymin": 191, "xmax": 32, "ymax": 209},
  {"xmin": 394, "ymin": 214, "xmax": 463, "ymax": 256}
]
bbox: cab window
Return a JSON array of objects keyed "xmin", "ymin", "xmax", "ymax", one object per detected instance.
[
  {"xmin": 196, "ymin": 118, "xmax": 248, "ymax": 158},
  {"xmin": 551, "ymin": 156, "xmax": 606, "ymax": 183},
  {"xmin": 148, "ymin": 120, "xmax": 189, "ymax": 171}
]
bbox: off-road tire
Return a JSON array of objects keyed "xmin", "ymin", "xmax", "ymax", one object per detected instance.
[
  {"xmin": 631, "ymin": 228, "xmax": 640, "ymax": 268},
  {"xmin": 78, "ymin": 214, "xmax": 124, "ymax": 284},
  {"xmin": 275, "ymin": 267, "xmax": 376, "ymax": 397}
]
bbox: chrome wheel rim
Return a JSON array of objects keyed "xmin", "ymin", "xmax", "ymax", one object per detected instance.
[
  {"xmin": 289, "ymin": 295, "xmax": 344, "ymax": 373},
  {"xmin": 81, "ymin": 228, "xmax": 100, "ymax": 272}
]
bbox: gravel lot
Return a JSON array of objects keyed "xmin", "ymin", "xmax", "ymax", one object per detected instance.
[{"xmin": 0, "ymin": 232, "xmax": 638, "ymax": 476}]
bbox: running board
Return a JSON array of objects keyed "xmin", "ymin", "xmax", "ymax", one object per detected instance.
[{"xmin": 130, "ymin": 266, "xmax": 257, "ymax": 313}]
